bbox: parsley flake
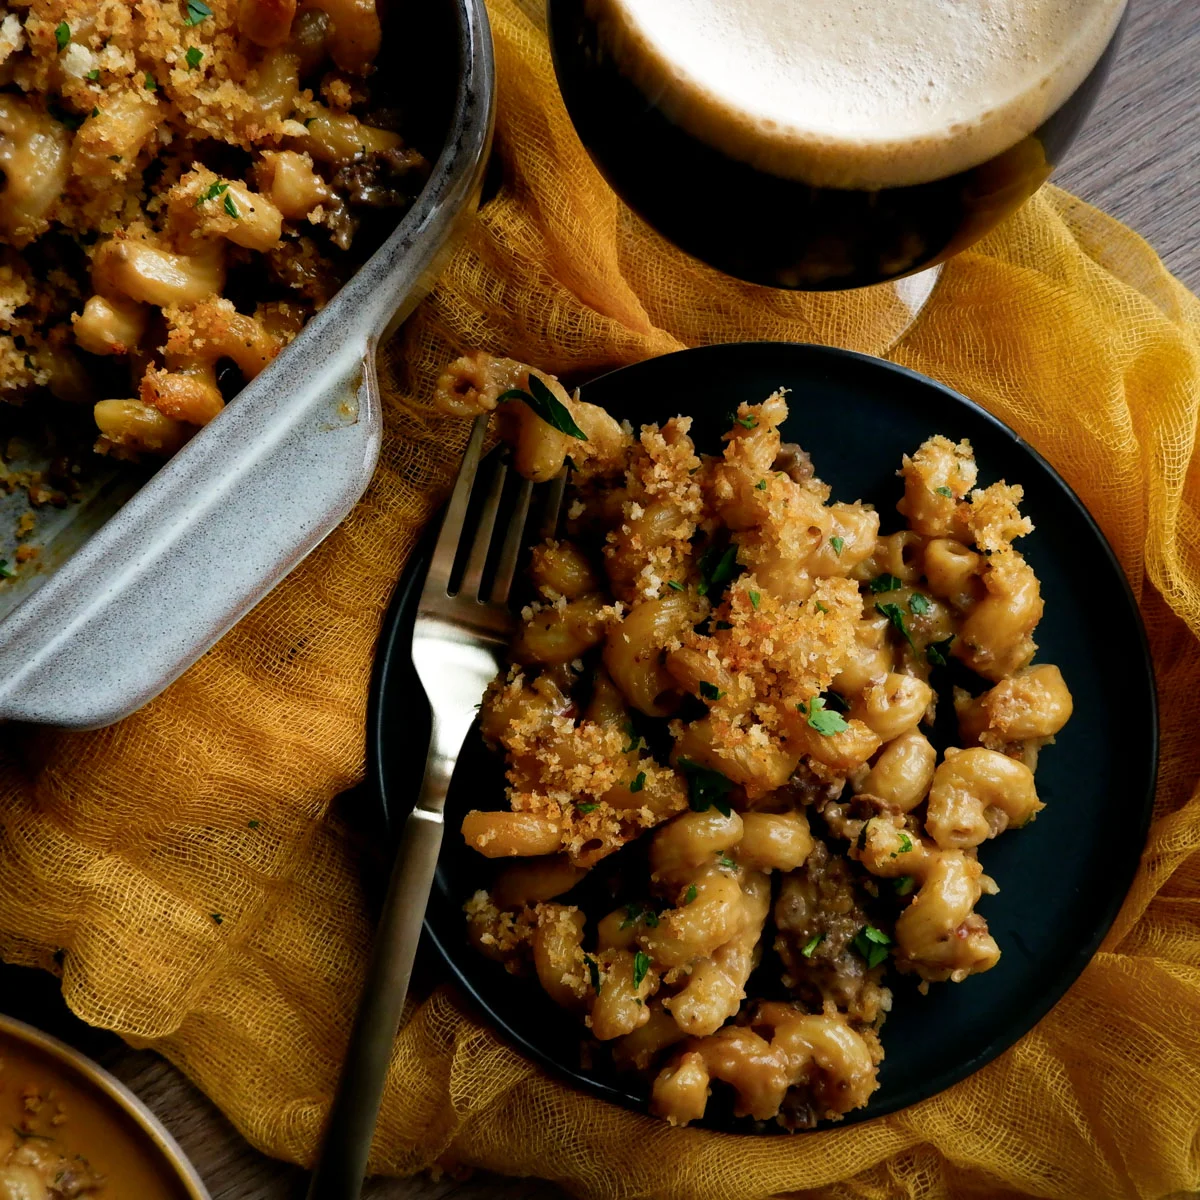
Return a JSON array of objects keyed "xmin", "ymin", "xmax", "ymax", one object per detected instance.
[
  {"xmin": 210, "ymin": 913, "xmax": 223, "ymax": 925},
  {"xmin": 247, "ymin": 819, "xmax": 260, "ymax": 829},
  {"xmin": 144, "ymin": 72, "xmax": 157, "ymax": 90},
  {"xmin": 583, "ymin": 954, "xmax": 601, "ymax": 994},
  {"xmin": 934, "ymin": 485, "xmax": 954, "ymax": 498},
  {"xmin": 869, "ymin": 573, "xmax": 903, "ymax": 593},
  {"xmin": 892, "ymin": 832, "xmax": 913, "ymax": 857},
  {"xmin": 55, "ymin": 22, "xmax": 70, "ymax": 50},
  {"xmin": 749, "ymin": 589, "xmax": 760, "ymax": 609},
  {"xmin": 677, "ymin": 757, "xmax": 733, "ymax": 818},
  {"xmin": 800, "ymin": 696, "xmax": 849, "ymax": 736},
  {"xmin": 801, "ymin": 932, "xmax": 825, "ymax": 958},
  {"xmin": 909, "ymin": 592, "xmax": 931, "ymax": 616},
  {"xmin": 184, "ymin": 0, "xmax": 214, "ymax": 25},
  {"xmin": 830, "ymin": 535, "xmax": 845, "ymax": 557},
  {"xmin": 814, "ymin": 601, "xmax": 829, "ymax": 614},
  {"xmin": 86, "ymin": 68, "xmax": 100, "ymax": 81},
  {"xmin": 629, "ymin": 771, "xmax": 646, "ymax": 794},
  {"xmin": 736, "ymin": 414, "xmax": 757, "ymax": 429},
  {"xmin": 852, "ymin": 925, "xmax": 891, "ymax": 968},
  {"xmin": 754, "ymin": 479, "xmax": 766, "ymax": 491},
  {"xmin": 576, "ymin": 801, "xmax": 599, "ymax": 815},
  {"xmin": 926, "ymin": 635, "xmax": 954, "ymax": 667},
  {"xmin": 667, "ymin": 579, "xmax": 684, "ymax": 592},
  {"xmin": 632, "ymin": 950, "xmax": 651, "ymax": 991},
  {"xmin": 0, "ymin": 560, "xmax": 14, "ymax": 579},
  {"xmin": 186, "ymin": 45, "xmax": 203, "ymax": 70},
  {"xmin": 716, "ymin": 853, "xmax": 737, "ymax": 871},
  {"xmin": 875, "ymin": 601, "xmax": 916, "ymax": 650},
  {"xmin": 696, "ymin": 543, "xmax": 738, "ymax": 598},
  {"xmin": 620, "ymin": 904, "xmax": 644, "ymax": 930},
  {"xmin": 894, "ymin": 875, "xmax": 916, "ymax": 896},
  {"xmin": 698, "ymin": 680, "xmax": 722, "ymax": 702},
  {"xmin": 683, "ymin": 885, "xmax": 697, "ymax": 905},
  {"xmin": 497, "ymin": 374, "xmax": 588, "ymax": 441},
  {"xmin": 223, "ymin": 192, "xmax": 239, "ymax": 218}
]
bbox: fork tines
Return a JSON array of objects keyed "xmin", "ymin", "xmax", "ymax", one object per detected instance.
[{"xmin": 425, "ymin": 415, "xmax": 566, "ymax": 610}]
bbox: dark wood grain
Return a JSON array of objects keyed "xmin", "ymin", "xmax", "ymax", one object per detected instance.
[{"xmin": 2, "ymin": 7, "xmax": 1197, "ymax": 1200}]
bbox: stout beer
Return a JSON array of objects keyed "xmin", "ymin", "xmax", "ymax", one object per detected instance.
[{"xmin": 548, "ymin": 0, "xmax": 1126, "ymax": 288}]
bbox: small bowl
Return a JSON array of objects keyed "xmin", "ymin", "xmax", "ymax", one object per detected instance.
[
  {"xmin": 0, "ymin": 1014, "xmax": 211, "ymax": 1197},
  {"xmin": 370, "ymin": 342, "xmax": 1157, "ymax": 1131}
]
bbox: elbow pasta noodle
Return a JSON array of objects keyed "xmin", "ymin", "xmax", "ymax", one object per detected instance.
[
  {"xmin": 450, "ymin": 364, "xmax": 1073, "ymax": 1128},
  {"xmin": 0, "ymin": 0, "xmax": 429, "ymax": 470}
]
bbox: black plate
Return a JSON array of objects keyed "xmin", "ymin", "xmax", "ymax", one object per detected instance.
[{"xmin": 369, "ymin": 342, "xmax": 1157, "ymax": 1131}]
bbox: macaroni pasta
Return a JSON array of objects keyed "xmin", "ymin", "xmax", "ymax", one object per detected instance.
[
  {"xmin": 439, "ymin": 356, "xmax": 1073, "ymax": 1128},
  {"xmin": 0, "ymin": 0, "xmax": 425, "ymax": 465}
]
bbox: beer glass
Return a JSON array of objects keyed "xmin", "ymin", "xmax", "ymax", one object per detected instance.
[{"xmin": 547, "ymin": 0, "xmax": 1126, "ymax": 304}]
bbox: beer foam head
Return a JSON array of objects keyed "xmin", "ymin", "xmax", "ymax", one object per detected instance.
[{"xmin": 593, "ymin": 0, "xmax": 1125, "ymax": 188}]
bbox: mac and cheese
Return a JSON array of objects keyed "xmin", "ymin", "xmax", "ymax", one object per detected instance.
[
  {"xmin": 440, "ymin": 355, "xmax": 1073, "ymax": 1128},
  {"xmin": 0, "ymin": 0, "xmax": 425, "ymax": 466}
]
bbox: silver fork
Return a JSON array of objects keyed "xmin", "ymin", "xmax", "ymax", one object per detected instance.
[{"xmin": 307, "ymin": 414, "xmax": 562, "ymax": 1198}]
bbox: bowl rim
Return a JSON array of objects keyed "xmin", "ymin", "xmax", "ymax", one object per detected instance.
[
  {"xmin": 369, "ymin": 340, "xmax": 1159, "ymax": 1130},
  {"xmin": 0, "ymin": 1013, "xmax": 213, "ymax": 1198}
]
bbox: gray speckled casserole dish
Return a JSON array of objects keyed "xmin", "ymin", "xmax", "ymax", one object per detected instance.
[{"xmin": 0, "ymin": 0, "xmax": 494, "ymax": 729}]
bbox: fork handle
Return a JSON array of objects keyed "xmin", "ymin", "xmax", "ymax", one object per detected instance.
[{"xmin": 306, "ymin": 806, "xmax": 444, "ymax": 1199}]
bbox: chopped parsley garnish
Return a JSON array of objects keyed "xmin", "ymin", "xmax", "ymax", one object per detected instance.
[
  {"xmin": 909, "ymin": 592, "xmax": 931, "ymax": 616},
  {"xmin": 869, "ymin": 573, "xmax": 903, "ymax": 593},
  {"xmin": 629, "ymin": 771, "xmax": 645, "ymax": 794},
  {"xmin": 894, "ymin": 875, "xmax": 916, "ymax": 896},
  {"xmin": 801, "ymin": 932, "xmax": 825, "ymax": 958},
  {"xmin": 893, "ymin": 832, "xmax": 913, "ymax": 856},
  {"xmin": 184, "ymin": 0, "xmax": 214, "ymax": 25},
  {"xmin": 934, "ymin": 485, "xmax": 954, "ymax": 498},
  {"xmin": 677, "ymin": 757, "xmax": 733, "ymax": 818},
  {"xmin": 797, "ymin": 695, "xmax": 849, "ymax": 736},
  {"xmin": 86, "ymin": 68, "xmax": 100, "ymax": 81},
  {"xmin": 497, "ymin": 375, "xmax": 588, "ymax": 440},
  {"xmin": 696, "ymin": 543, "xmax": 738, "ymax": 597},
  {"xmin": 735, "ymin": 414, "xmax": 757, "ymax": 430},
  {"xmin": 223, "ymin": 192, "xmax": 239, "ymax": 218},
  {"xmin": 667, "ymin": 579, "xmax": 684, "ymax": 592},
  {"xmin": 830, "ymin": 535, "xmax": 845, "ymax": 557},
  {"xmin": 55, "ymin": 22, "xmax": 70, "ymax": 50},
  {"xmin": 925, "ymin": 635, "xmax": 954, "ymax": 667},
  {"xmin": 247, "ymin": 819, "xmax": 260, "ymax": 829},
  {"xmin": 210, "ymin": 913, "xmax": 223, "ymax": 924},
  {"xmin": 0, "ymin": 560, "xmax": 14, "ymax": 579},
  {"xmin": 852, "ymin": 924, "xmax": 891, "ymax": 968},
  {"xmin": 814, "ymin": 601, "xmax": 829, "ymax": 614},
  {"xmin": 698, "ymin": 680, "xmax": 722, "ymax": 702},
  {"xmin": 576, "ymin": 801, "xmax": 599, "ymax": 814},
  {"xmin": 875, "ymin": 601, "xmax": 916, "ymax": 650},
  {"xmin": 584, "ymin": 954, "xmax": 601, "ymax": 994},
  {"xmin": 716, "ymin": 853, "xmax": 737, "ymax": 870},
  {"xmin": 144, "ymin": 72, "xmax": 157, "ymax": 90},
  {"xmin": 620, "ymin": 903, "xmax": 644, "ymax": 930},
  {"xmin": 754, "ymin": 479, "xmax": 766, "ymax": 491},
  {"xmin": 748, "ymin": 589, "xmax": 760, "ymax": 609},
  {"xmin": 683, "ymin": 885, "xmax": 697, "ymax": 905},
  {"xmin": 186, "ymin": 45, "xmax": 203, "ymax": 70},
  {"xmin": 632, "ymin": 950, "xmax": 651, "ymax": 991}
]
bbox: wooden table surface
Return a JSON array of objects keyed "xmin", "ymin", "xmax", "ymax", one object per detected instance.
[{"xmin": 2, "ymin": 5, "xmax": 1198, "ymax": 1199}]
